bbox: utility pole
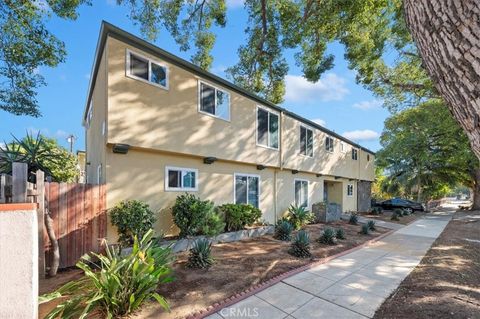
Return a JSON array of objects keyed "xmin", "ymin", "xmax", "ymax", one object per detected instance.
[{"xmin": 66, "ymin": 134, "xmax": 76, "ymax": 153}]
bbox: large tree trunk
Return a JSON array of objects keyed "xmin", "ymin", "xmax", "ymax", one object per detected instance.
[
  {"xmin": 403, "ymin": 1, "xmax": 480, "ymax": 160},
  {"xmin": 472, "ymin": 168, "xmax": 480, "ymax": 210}
]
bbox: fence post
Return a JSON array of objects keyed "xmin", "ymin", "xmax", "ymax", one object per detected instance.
[
  {"xmin": 0, "ymin": 174, "xmax": 5, "ymax": 203},
  {"xmin": 36, "ymin": 170, "xmax": 46, "ymax": 278},
  {"xmin": 12, "ymin": 162, "xmax": 27, "ymax": 203}
]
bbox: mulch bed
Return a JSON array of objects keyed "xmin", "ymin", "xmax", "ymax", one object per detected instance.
[
  {"xmin": 38, "ymin": 221, "xmax": 388, "ymax": 319},
  {"xmin": 360, "ymin": 210, "xmax": 426, "ymax": 225},
  {"xmin": 374, "ymin": 210, "xmax": 480, "ymax": 319}
]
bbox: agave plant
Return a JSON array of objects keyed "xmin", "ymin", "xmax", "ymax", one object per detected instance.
[
  {"xmin": 336, "ymin": 228, "xmax": 346, "ymax": 240},
  {"xmin": 287, "ymin": 204, "xmax": 313, "ymax": 230},
  {"xmin": 349, "ymin": 213, "xmax": 359, "ymax": 225},
  {"xmin": 289, "ymin": 230, "xmax": 311, "ymax": 258},
  {"xmin": 39, "ymin": 229, "xmax": 174, "ymax": 318},
  {"xmin": 360, "ymin": 224, "xmax": 370, "ymax": 235},
  {"xmin": 367, "ymin": 220, "xmax": 376, "ymax": 231},
  {"xmin": 187, "ymin": 238, "xmax": 214, "ymax": 269},
  {"xmin": 274, "ymin": 220, "xmax": 293, "ymax": 241},
  {"xmin": 391, "ymin": 213, "xmax": 400, "ymax": 221},
  {"xmin": 318, "ymin": 227, "xmax": 337, "ymax": 245}
]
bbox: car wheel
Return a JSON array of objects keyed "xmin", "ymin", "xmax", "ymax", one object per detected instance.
[{"xmin": 404, "ymin": 207, "xmax": 413, "ymax": 214}]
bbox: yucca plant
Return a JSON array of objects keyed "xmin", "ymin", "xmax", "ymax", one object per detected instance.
[
  {"xmin": 336, "ymin": 228, "xmax": 346, "ymax": 240},
  {"xmin": 274, "ymin": 220, "xmax": 293, "ymax": 241},
  {"xmin": 360, "ymin": 224, "xmax": 370, "ymax": 235},
  {"xmin": 318, "ymin": 227, "xmax": 337, "ymax": 245},
  {"xmin": 289, "ymin": 230, "xmax": 311, "ymax": 258},
  {"xmin": 39, "ymin": 229, "xmax": 174, "ymax": 318},
  {"xmin": 349, "ymin": 213, "xmax": 359, "ymax": 225},
  {"xmin": 367, "ymin": 220, "xmax": 376, "ymax": 231},
  {"xmin": 187, "ymin": 238, "xmax": 214, "ymax": 269},
  {"xmin": 287, "ymin": 204, "xmax": 313, "ymax": 230}
]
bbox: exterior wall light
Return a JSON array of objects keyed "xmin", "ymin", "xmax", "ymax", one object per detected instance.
[
  {"xmin": 292, "ymin": 170, "xmax": 299, "ymax": 174},
  {"xmin": 256, "ymin": 165, "xmax": 266, "ymax": 170},
  {"xmin": 316, "ymin": 173, "xmax": 322, "ymax": 177},
  {"xmin": 112, "ymin": 144, "xmax": 130, "ymax": 154},
  {"xmin": 203, "ymin": 157, "xmax": 217, "ymax": 164}
]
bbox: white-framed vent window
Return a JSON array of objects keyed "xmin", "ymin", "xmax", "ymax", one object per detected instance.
[
  {"xmin": 294, "ymin": 179, "xmax": 309, "ymax": 208},
  {"xmin": 352, "ymin": 148, "xmax": 358, "ymax": 160},
  {"xmin": 126, "ymin": 49, "xmax": 168, "ymax": 89},
  {"xmin": 165, "ymin": 166, "xmax": 198, "ymax": 191},
  {"xmin": 234, "ymin": 173, "xmax": 260, "ymax": 208},
  {"xmin": 86, "ymin": 101, "xmax": 93, "ymax": 129},
  {"xmin": 300, "ymin": 126, "xmax": 314, "ymax": 157},
  {"xmin": 257, "ymin": 107, "xmax": 279, "ymax": 149},
  {"xmin": 325, "ymin": 136, "xmax": 334, "ymax": 153},
  {"xmin": 347, "ymin": 184, "xmax": 354, "ymax": 196},
  {"xmin": 340, "ymin": 141, "xmax": 346, "ymax": 153},
  {"xmin": 198, "ymin": 81, "xmax": 230, "ymax": 121}
]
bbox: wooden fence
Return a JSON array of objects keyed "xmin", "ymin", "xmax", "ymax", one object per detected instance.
[{"xmin": 1, "ymin": 163, "xmax": 107, "ymax": 273}]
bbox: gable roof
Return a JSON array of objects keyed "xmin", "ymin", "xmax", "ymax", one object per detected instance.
[{"xmin": 83, "ymin": 21, "xmax": 375, "ymax": 155}]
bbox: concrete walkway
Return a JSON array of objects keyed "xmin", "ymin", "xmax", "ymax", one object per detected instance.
[
  {"xmin": 340, "ymin": 214, "xmax": 404, "ymax": 231},
  {"xmin": 207, "ymin": 211, "xmax": 453, "ymax": 319}
]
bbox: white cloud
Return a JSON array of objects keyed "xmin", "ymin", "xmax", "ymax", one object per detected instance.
[
  {"xmin": 227, "ymin": 0, "xmax": 244, "ymax": 8},
  {"xmin": 0, "ymin": 142, "xmax": 5, "ymax": 150},
  {"xmin": 284, "ymin": 73, "xmax": 349, "ymax": 103},
  {"xmin": 353, "ymin": 99, "xmax": 382, "ymax": 111},
  {"xmin": 342, "ymin": 129, "xmax": 379, "ymax": 141},
  {"xmin": 312, "ymin": 118, "xmax": 326, "ymax": 127}
]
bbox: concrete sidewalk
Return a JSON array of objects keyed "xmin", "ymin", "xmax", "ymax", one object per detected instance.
[{"xmin": 207, "ymin": 211, "xmax": 452, "ymax": 319}]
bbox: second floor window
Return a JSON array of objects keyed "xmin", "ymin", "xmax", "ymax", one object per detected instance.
[
  {"xmin": 257, "ymin": 107, "xmax": 279, "ymax": 149},
  {"xmin": 127, "ymin": 50, "xmax": 168, "ymax": 89},
  {"xmin": 325, "ymin": 136, "xmax": 334, "ymax": 152},
  {"xmin": 300, "ymin": 126, "xmax": 313, "ymax": 157},
  {"xmin": 352, "ymin": 148, "xmax": 358, "ymax": 160},
  {"xmin": 347, "ymin": 184, "xmax": 354, "ymax": 196},
  {"xmin": 199, "ymin": 82, "xmax": 230, "ymax": 121}
]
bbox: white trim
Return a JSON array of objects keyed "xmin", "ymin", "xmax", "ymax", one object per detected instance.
[
  {"xmin": 101, "ymin": 120, "xmax": 106, "ymax": 136},
  {"xmin": 299, "ymin": 125, "xmax": 314, "ymax": 157},
  {"xmin": 255, "ymin": 105, "xmax": 280, "ymax": 151},
  {"xmin": 340, "ymin": 141, "xmax": 347, "ymax": 153},
  {"xmin": 294, "ymin": 178, "xmax": 309, "ymax": 208},
  {"xmin": 97, "ymin": 164, "xmax": 102, "ymax": 184},
  {"xmin": 125, "ymin": 49, "xmax": 169, "ymax": 90},
  {"xmin": 165, "ymin": 166, "xmax": 198, "ymax": 191},
  {"xmin": 197, "ymin": 79, "xmax": 231, "ymax": 122},
  {"xmin": 233, "ymin": 173, "xmax": 261, "ymax": 208},
  {"xmin": 347, "ymin": 184, "xmax": 354, "ymax": 197}
]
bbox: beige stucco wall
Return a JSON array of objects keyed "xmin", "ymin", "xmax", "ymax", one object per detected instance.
[
  {"xmin": 0, "ymin": 209, "xmax": 38, "ymax": 319},
  {"xmin": 85, "ymin": 44, "xmax": 108, "ymax": 184}
]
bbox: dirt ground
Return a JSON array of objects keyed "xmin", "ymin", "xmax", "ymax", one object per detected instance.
[
  {"xmin": 374, "ymin": 210, "xmax": 480, "ymax": 319},
  {"xmin": 39, "ymin": 221, "xmax": 388, "ymax": 319},
  {"xmin": 360, "ymin": 210, "xmax": 426, "ymax": 225}
]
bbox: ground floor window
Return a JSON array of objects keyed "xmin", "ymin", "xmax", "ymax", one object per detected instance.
[
  {"xmin": 295, "ymin": 179, "xmax": 309, "ymax": 208},
  {"xmin": 165, "ymin": 166, "xmax": 198, "ymax": 191},
  {"xmin": 234, "ymin": 174, "xmax": 260, "ymax": 208},
  {"xmin": 347, "ymin": 184, "xmax": 354, "ymax": 196}
]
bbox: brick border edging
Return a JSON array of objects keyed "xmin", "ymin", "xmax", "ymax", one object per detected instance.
[{"xmin": 185, "ymin": 227, "xmax": 396, "ymax": 319}]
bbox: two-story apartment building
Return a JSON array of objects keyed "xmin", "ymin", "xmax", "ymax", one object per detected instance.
[{"xmin": 83, "ymin": 22, "xmax": 375, "ymax": 240}]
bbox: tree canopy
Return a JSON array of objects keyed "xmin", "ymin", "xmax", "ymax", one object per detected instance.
[{"xmin": 375, "ymin": 100, "xmax": 478, "ymax": 202}]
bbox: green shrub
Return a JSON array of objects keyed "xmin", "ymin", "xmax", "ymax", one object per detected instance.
[
  {"xmin": 336, "ymin": 228, "xmax": 346, "ymax": 240},
  {"xmin": 200, "ymin": 211, "xmax": 225, "ymax": 237},
  {"xmin": 318, "ymin": 227, "xmax": 337, "ymax": 245},
  {"xmin": 172, "ymin": 194, "xmax": 216, "ymax": 237},
  {"xmin": 360, "ymin": 224, "xmax": 370, "ymax": 235},
  {"xmin": 217, "ymin": 203, "xmax": 262, "ymax": 232},
  {"xmin": 367, "ymin": 220, "xmax": 376, "ymax": 231},
  {"xmin": 110, "ymin": 200, "xmax": 157, "ymax": 246},
  {"xmin": 289, "ymin": 230, "xmax": 311, "ymax": 258},
  {"xmin": 274, "ymin": 220, "xmax": 293, "ymax": 241},
  {"xmin": 40, "ymin": 230, "xmax": 173, "ymax": 318},
  {"xmin": 187, "ymin": 238, "xmax": 214, "ymax": 269},
  {"xmin": 286, "ymin": 204, "xmax": 313, "ymax": 230},
  {"xmin": 370, "ymin": 207, "xmax": 383, "ymax": 215},
  {"xmin": 349, "ymin": 213, "xmax": 359, "ymax": 225}
]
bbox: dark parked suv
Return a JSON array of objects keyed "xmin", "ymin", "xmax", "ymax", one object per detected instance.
[{"xmin": 374, "ymin": 198, "xmax": 424, "ymax": 214}]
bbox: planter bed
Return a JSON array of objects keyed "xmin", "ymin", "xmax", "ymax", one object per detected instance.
[{"xmin": 359, "ymin": 210, "xmax": 426, "ymax": 225}]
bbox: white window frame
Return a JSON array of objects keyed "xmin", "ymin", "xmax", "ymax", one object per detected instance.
[
  {"xmin": 294, "ymin": 179, "xmax": 309, "ymax": 208},
  {"xmin": 256, "ymin": 106, "xmax": 280, "ymax": 150},
  {"xmin": 233, "ymin": 173, "xmax": 261, "ymax": 208},
  {"xmin": 97, "ymin": 164, "xmax": 102, "ymax": 184},
  {"xmin": 197, "ymin": 80, "xmax": 231, "ymax": 122},
  {"xmin": 347, "ymin": 184, "xmax": 354, "ymax": 197},
  {"xmin": 86, "ymin": 100, "xmax": 93, "ymax": 129},
  {"xmin": 325, "ymin": 136, "xmax": 334, "ymax": 153},
  {"xmin": 126, "ymin": 49, "xmax": 169, "ymax": 90},
  {"xmin": 299, "ymin": 125, "xmax": 314, "ymax": 157},
  {"xmin": 165, "ymin": 166, "xmax": 198, "ymax": 191},
  {"xmin": 352, "ymin": 148, "xmax": 358, "ymax": 160},
  {"xmin": 340, "ymin": 141, "xmax": 346, "ymax": 153}
]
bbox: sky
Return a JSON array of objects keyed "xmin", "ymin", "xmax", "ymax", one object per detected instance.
[{"xmin": 0, "ymin": 0, "xmax": 390, "ymax": 152}]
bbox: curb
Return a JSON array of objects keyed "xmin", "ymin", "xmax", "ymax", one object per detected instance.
[{"xmin": 185, "ymin": 227, "xmax": 396, "ymax": 319}]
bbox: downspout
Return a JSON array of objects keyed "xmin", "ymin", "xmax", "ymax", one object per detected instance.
[{"xmin": 274, "ymin": 111, "xmax": 285, "ymax": 223}]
